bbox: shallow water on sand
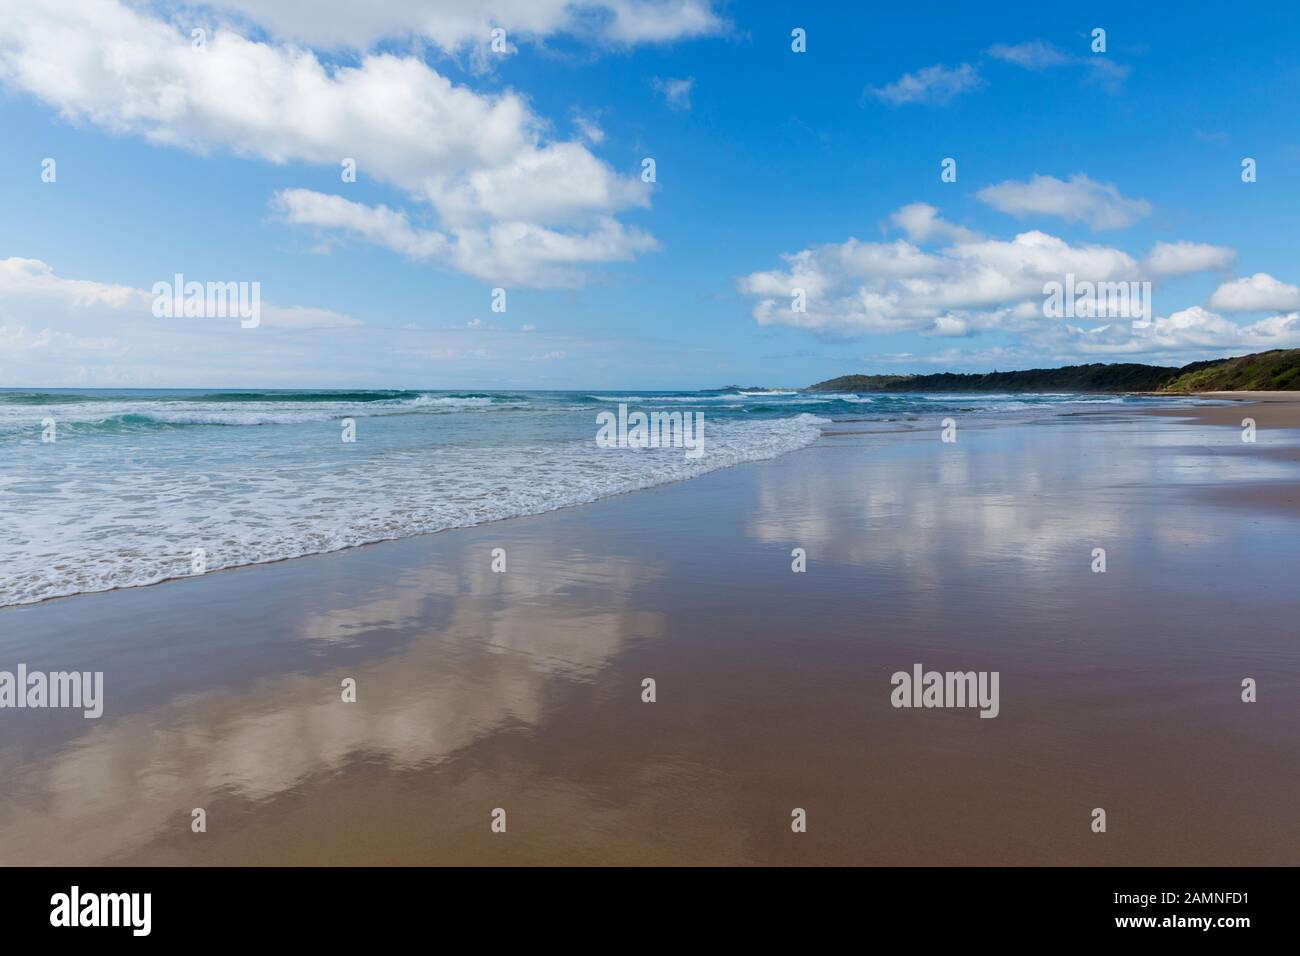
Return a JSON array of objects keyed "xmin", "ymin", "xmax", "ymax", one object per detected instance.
[
  {"xmin": 0, "ymin": 408, "xmax": 1296, "ymax": 864},
  {"xmin": 0, "ymin": 388, "xmax": 1213, "ymax": 606}
]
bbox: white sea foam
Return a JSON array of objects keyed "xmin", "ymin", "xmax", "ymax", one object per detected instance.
[
  {"xmin": 919, "ymin": 393, "xmax": 1018, "ymax": 401},
  {"xmin": 590, "ymin": 394, "xmax": 749, "ymax": 402},
  {"xmin": 405, "ymin": 395, "xmax": 501, "ymax": 407},
  {"xmin": 0, "ymin": 396, "xmax": 523, "ymax": 433},
  {"xmin": 0, "ymin": 413, "xmax": 827, "ymax": 606}
]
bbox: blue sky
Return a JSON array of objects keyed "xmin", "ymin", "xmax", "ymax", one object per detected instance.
[{"xmin": 1, "ymin": 0, "xmax": 1299, "ymax": 388}]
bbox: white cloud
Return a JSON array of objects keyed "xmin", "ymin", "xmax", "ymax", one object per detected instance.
[
  {"xmin": 1086, "ymin": 58, "xmax": 1131, "ymax": 93},
  {"xmin": 572, "ymin": 112, "xmax": 606, "ymax": 144},
  {"xmin": 272, "ymin": 190, "xmax": 448, "ymax": 260},
  {"xmin": 0, "ymin": 322, "xmax": 122, "ymax": 357},
  {"xmin": 890, "ymin": 203, "xmax": 980, "ymax": 244},
  {"xmin": 652, "ymin": 75, "xmax": 694, "ymax": 111},
  {"xmin": 875, "ymin": 40, "xmax": 1131, "ymax": 110},
  {"xmin": 1143, "ymin": 241, "xmax": 1236, "ymax": 277},
  {"xmin": 868, "ymin": 63, "xmax": 982, "ymax": 106},
  {"xmin": 203, "ymin": 0, "xmax": 724, "ymax": 51},
  {"xmin": 986, "ymin": 38, "xmax": 1131, "ymax": 92},
  {"xmin": 0, "ymin": 257, "xmax": 147, "ymax": 309},
  {"xmin": 0, "ymin": 324, "xmax": 53, "ymax": 354},
  {"xmin": 1037, "ymin": 306, "xmax": 1300, "ymax": 357},
  {"xmin": 987, "ymin": 40, "xmax": 1070, "ymax": 70},
  {"xmin": 0, "ymin": 257, "xmax": 603, "ymax": 385},
  {"xmin": 0, "ymin": 0, "xmax": 657, "ymax": 288},
  {"xmin": 0, "ymin": 256, "xmax": 360, "ymax": 329},
  {"xmin": 925, "ymin": 315, "xmax": 971, "ymax": 337},
  {"xmin": 976, "ymin": 174, "xmax": 1151, "ymax": 231},
  {"xmin": 737, "ymin": 206, "xmax": 1300, "ymax": 360},
  {"xmin": 1208, "ymin": 273, "xmax": 1300, "ymax": 312},
  {"xmin": 738, "ymin": 212, "xmax": 1141, "ymax": 335},
  {"xmin": 273, "ymin": 189, "xmax": 657, "ymax": 287}
]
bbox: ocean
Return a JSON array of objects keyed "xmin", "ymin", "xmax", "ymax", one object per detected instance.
[{"xmin": 0, "ymin": 387, "xmax": 1210, "ymax": 606}]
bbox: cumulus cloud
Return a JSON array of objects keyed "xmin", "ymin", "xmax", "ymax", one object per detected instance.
[
  {"xmin": 0, "ymin": 257, "xmax": 147, "ymax": 309},
  {"xmin": 1037, "ymin": 307, "xmax": 1300, "ymax": 357},
  {"xmin": 736, "ymin": 205, "xmax": 1300, "ymax": 359},
  {"xmin": 1143, "ymin": 241, "xmax": 1236, "ymax": 277},
  {"xmin": 737, "ymin": 214, "xmax": 1141, "ymax": 335},
  {"xmin": 890, "ymin": 203, "xmax": 980, "ymax": 244},
  {"xmin": 204, "ymin": 0, "xmax": 724, "ymax": 51},
  {"xmin": 272, "ymin": 191, "xmax": 449, "ymax": 261},
  {"xmin": 0, "ymin": 0, "xmax": 657, "ymax": 288},
  {"xmin": 976, "ymin": 174, "xmax": 1151, "ymax": 231},
  {"xmin": 272, "ymin": 189, "xmax": 656, "ymax": 287},
  {"xmin": 1208, "ymin": 273, "xmax": 1300, "ymax": 312},
  {"xmin": 868, "ymin": 63, "xmax": 982, "ymax": 106}
]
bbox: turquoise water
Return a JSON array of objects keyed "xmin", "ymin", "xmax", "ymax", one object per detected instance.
[{"xmin": 0, "ymin": 387, "xmax": 1207, "ymax": 606}]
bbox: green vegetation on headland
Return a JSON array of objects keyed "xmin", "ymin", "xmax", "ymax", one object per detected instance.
[
  {"xmin": 1159, "ymin": 348, "xmax": 1300, "ymax": 392},
  {"xmin": 807, "ymin": 349, "xmax": 1300, "ymax": 393}
]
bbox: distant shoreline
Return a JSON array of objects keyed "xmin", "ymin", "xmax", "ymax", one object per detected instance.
[{"xmin": 807, "ymin": 347, "xmax": 1300, "ymax": 394}]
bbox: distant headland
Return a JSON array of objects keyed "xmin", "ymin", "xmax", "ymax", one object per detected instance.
[{"xmin": 806, "ymin": 348, "xmax": 1300, "ymax": 394}]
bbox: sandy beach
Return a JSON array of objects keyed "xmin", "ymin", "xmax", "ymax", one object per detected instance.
[
  {"xmin": 1147, "ymin": 391, "xmax": 1300, "ymax": 427},
  {"xmin": 1, "ymin": 397, "xmax": 1297, "ymax": 866}
]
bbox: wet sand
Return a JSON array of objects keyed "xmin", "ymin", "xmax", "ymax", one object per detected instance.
[
  {"xmin": 1, "ymin": 401, "xmax": 1298, "ymax": 865},
  {"xmin": 1142, "ymin": 393, "xmax": 1300, "ymax": 512},
  {"xmin": 1146, "ymin": 391, "xmax": 1300, "ymax": 429}
]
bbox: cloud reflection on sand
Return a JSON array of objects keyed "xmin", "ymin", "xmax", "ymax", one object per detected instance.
[
  {"xmin": 0, "ymin": 545, "xmax": 663, "ymax": 864},
  {"xmin": 747, "ymin": 417, "xmax": 1300, "ymax": 574}
]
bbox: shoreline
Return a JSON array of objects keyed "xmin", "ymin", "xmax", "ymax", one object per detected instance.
[
  {"xmin": 8, "ymin": 392, "xmax": 1289, "ymax": 613},
  {"xmin": 1, "ymin": 409, "xmax": 827, "ymax": 610}
]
